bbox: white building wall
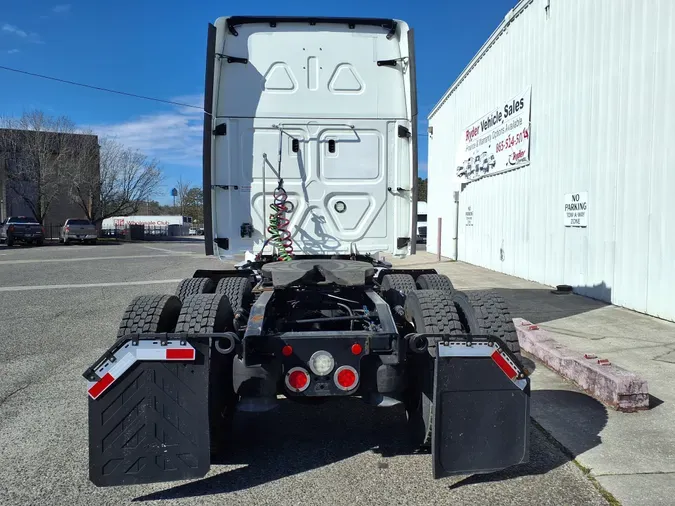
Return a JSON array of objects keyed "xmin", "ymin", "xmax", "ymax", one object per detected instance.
[{"xmin": 427, "ymin": 0, "xmax": 675, "ymax": 321}]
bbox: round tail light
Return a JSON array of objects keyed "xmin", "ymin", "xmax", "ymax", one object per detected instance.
[
  {"xmin": 309, "ymin": 350, "xmax": 335, "ymax": 376},
  {"xmin": 285, "ymin": 367, "xmax": 310, "ymax": 393},
  {"xmin": 334, "ymin": 365, "xmax": 358, "ymax": 391}
]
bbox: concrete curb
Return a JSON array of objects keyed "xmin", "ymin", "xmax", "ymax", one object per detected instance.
[{"xmin": 513, "ymin": 318, "xmax": 649, "ymax": 412}]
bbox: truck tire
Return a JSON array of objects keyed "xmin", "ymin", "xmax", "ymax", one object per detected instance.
[
  {"xmin": 381, "ymin": 273, "xmax": 416, "ymax": 308},
  {"xmin": 117, "ymin": 294, "xmax": 182, "ymax": 338},
  {"xmin": 403, "ymin": 290, "xmax": 464, "ymax": 449},
  {"xmin": 454, "ymin": 290, "xmax": 521, "ymax": 358},
  {"xmin": 175, "ymin": 277, "xmax": 216, "ymax": 302},
  {"xmin": 6, "ymin": 237, "xmax": 13, "ymax": 247},
  {"xmin": 215, "ymin": 277, "xmax": 252, "ymax": 311},
  {"xmin": 175, "ymin": 293, "xmax": 234, "ymax": 334},
  {"xmin": 416, "ymin": 273, "xmax": 454, "ymax": 293},
  {"xmin": 174, "ymin": 293, "xmax": 237, "ymax": 456}
]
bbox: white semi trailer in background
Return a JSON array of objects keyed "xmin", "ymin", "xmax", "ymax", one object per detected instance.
[
  {"xmin": 83, "ymin": 16, "xmax": 530, "ymax": 488},
  {"xmin": 101, "ymin": 215, "xmax": 192, "ymax": 229}
]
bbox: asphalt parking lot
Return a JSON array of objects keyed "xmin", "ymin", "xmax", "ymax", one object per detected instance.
[{"xmin": 0, "ymin": 241, "xmax": 610, "ymax": 506}]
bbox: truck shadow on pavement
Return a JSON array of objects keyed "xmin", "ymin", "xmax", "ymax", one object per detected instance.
[
  {"xmin": 472, "ymin": 283, "xmax": 613, "ymax": 325},
  {"xmin": 449, "ymin": 389, "xmax": 609, "ymax": 488},
  {"xmin": 133, "ymin": 390, "xmax": 608, "ymax": 501}
]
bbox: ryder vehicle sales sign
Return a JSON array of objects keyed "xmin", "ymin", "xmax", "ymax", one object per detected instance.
[{"xmin": 455, "ymin": 86, "xmax": 532, "ymax": 182}]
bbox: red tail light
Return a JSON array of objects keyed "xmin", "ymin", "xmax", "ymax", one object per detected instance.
[
  {"xmin": 285, "ymin": 367, "xmax": 310, "ymax": 392},
  {"xmin": 65, "ymin": 226, "xmax": 70, "ymax": 232},
  {"xmin": 351, "ymin": 343, "xmax": 363, "ymax": 355},
  {"xmin": 334, "ymin": 366, "xmax": 358, "ymax": 391},
  {"xmin": 281, "ymin": 345, "xmax": 293, "ymax": 357},
  {"xmin": 8, "ymin": 225, "xmax": 14, "ymax": 232}
]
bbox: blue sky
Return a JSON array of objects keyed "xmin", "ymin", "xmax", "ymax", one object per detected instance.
[{"xmin": 0, "ymin": 0, "xmax": 516, "ymax": 203}]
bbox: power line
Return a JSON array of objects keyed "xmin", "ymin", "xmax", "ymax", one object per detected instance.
[
  {"xmin": 0, "ymin": 64, "xmax": 433, "ymax": 130},
  {"xmin": 0, "ymin": 65, "xmax": 205, "ymax": 111}
]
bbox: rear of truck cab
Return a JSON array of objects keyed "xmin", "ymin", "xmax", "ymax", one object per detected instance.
[{"xmin": 204, "ymin": 16, "xmax": 418, "ymax": 260}]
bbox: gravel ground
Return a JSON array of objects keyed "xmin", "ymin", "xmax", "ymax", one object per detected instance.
[{"xmin": 0, "ymin": 241, "xmax": 610, "ymax": 506}]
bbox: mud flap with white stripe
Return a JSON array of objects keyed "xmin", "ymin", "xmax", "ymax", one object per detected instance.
[
  {"xmin": 85, "ymin": 335, "xmax": 217, "ymax": 487},
  {"xmin": 431, "ymin": 337, "xmax": 530, "ymax": 478}
]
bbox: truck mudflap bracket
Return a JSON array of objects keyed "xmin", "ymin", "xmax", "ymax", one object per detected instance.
[
  {"xmin": 429, "ymin": 335, "xmax": 530, "ymax": 479},
  {"xmin": 83, "ymin": 333, "xmax": 236, "ymax": 487}
]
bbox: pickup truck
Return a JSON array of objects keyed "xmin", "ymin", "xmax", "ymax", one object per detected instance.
[
  {"xmin": 0, "ymin": 216, "xmax": 45, "ymax": 247},
  {"xmin": 60, "ymin": 218, "xmax": 98, "ymax": 245}
]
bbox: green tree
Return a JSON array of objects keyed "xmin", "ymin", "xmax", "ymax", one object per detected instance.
[
  {"xmin": 181, "ymin": 187, "xmax": 203, "ymax": 225},
  {"xmin": 417, "ymin": 177, "xmax": 428, "ymax": 202}
]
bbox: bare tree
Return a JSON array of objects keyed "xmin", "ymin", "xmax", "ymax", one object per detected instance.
[
  {"xmin": 0, "ymin": 111, "xmax": 86, "ymax": 223},
  {"xmin": 70, "ymin": 138, "xmax": 163, "ymax": 225},
  {"xmin": 176, "ymin": 176, "xmax": 191, "ymax": 216}
]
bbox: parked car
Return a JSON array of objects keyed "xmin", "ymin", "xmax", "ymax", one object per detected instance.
[
  {"xmin": 0, "ymin": 216, "xmax": 45, "ymax": 247},
  {"xmin": 60, "ymin": 218, "xmax": 98, "ymax": 245}
]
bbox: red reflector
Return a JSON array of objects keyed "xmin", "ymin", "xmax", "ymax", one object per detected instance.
[
  {"xmin": 288, "ymin": 370, "xmax": 308, "ymax": 390},
  {"xmin": 491, "ymin": 350, "xmax": 517, "ymax": 380},
  {"xmin": 166, "ymin": 348, "xmax": 195, "ymax": 360},
  {"xmin": 337, "ymin": 368, "xmax": 356, "ymax": 388},
  {"xmin": 282, "ymin": 345, "xmax": 293, "ymax": 357},
  {"xmin": 88, "ymin": 372, "xmax": 114, "ymax": 399},
  {"xmin": 351, "ymin": 343, "xmax": 363, "ymax": 355}
]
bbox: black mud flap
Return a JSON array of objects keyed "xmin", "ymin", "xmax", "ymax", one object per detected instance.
[
  {"xmin": 431, "ymin": 337, "xmax": 530, "ymax": 478},
  {"xmin": 86, "ymin": 337, "xmax": 212, "ymax": 487}
]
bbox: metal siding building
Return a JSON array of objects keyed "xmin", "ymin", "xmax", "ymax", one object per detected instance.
[{"xmin": 427, "ymin": 0, "xmax": 675, "ymax": 321}]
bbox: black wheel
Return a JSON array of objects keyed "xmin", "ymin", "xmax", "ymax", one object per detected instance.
[
  {"xmin": 36, "ymin": 239, "xmax": 44, "ymax": 247},
  {"xmin": 175, "ymin": 293, "xmax": 234, "ymax": 334},
  {"xmin": 117, "ymin": 294, "xmax": 182, "ymax": 338},
  {"xmin": 6, "ymin": 237, "xmax": 13, "ymax": 247},
  {"xmin": 381, "ymin": 273, "xmax": 416, "ymax": 307},
  {"xmin": 175, "ymin": 277, "xmax": 216, "ymax": 302},
  {"xmin": 454, "ymin": 290, "xmax": 521, "ymax": 358},
  {"xmin": 215, "ymin": 277, "xmax": 252, "ymax": 311},
  {"xmin": 175, "ymin": 293, "xmax": 237, "ymax": 456},
  {"xmin": 403, "ymin": 290, "xmax": 464, "ymax": 449},
  {"xmin": 416, "ymin": 273, "xmax": 454, "ymax": 292}
]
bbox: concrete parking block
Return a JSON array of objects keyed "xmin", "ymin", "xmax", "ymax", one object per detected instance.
[{"xmin": 514, "ymin": 317, "xmax": 649, "ymax": 412}]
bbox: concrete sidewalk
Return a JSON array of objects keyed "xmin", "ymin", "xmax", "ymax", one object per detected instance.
[{"xmin": 390, "ymin": 253, "xmax": 675, "ymax": 506}]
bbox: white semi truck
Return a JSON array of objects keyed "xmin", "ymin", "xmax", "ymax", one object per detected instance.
[{"xmin": 83, "ymin": 16, "xmax": 530, "ymax": 487}]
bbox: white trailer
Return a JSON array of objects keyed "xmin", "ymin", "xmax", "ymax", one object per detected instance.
[{"xmin": 101, "ymin": 215, "xmax": 192, "ymax": 229}]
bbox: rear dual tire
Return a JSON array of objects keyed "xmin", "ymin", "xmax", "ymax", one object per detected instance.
[
  {"xmin": 403, "ymin": 290, "xmax": 464, "ymax": 449},
  {"xmin": 415, "ymin": 273, "xmax": 454, "ymax": 292},
  {"xmin": 175, "ymin": 293, "xmax": 238, "ymax": 457},
  {"xmin": 401, "ymin": 288, "xmax": 521, "ymax": 449},
  {"xmin": 453, "ymin": 290, "xmax": 521, "ymax": 358},
  {"xmin": 117, "ymin": 294, "xmax": 182, "ymax": 338},
  {"xmin": 116, "ymin": 292, "xmax": 237, "ymax": 458},
  {"xmin": 175, "ymin": 277, "xmax": 216, "ymax": 302}
]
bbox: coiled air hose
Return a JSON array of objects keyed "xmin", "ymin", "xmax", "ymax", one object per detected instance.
[{"xmin": 266, "ymin": 180, "xmax": 294, "ymax": 261}]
